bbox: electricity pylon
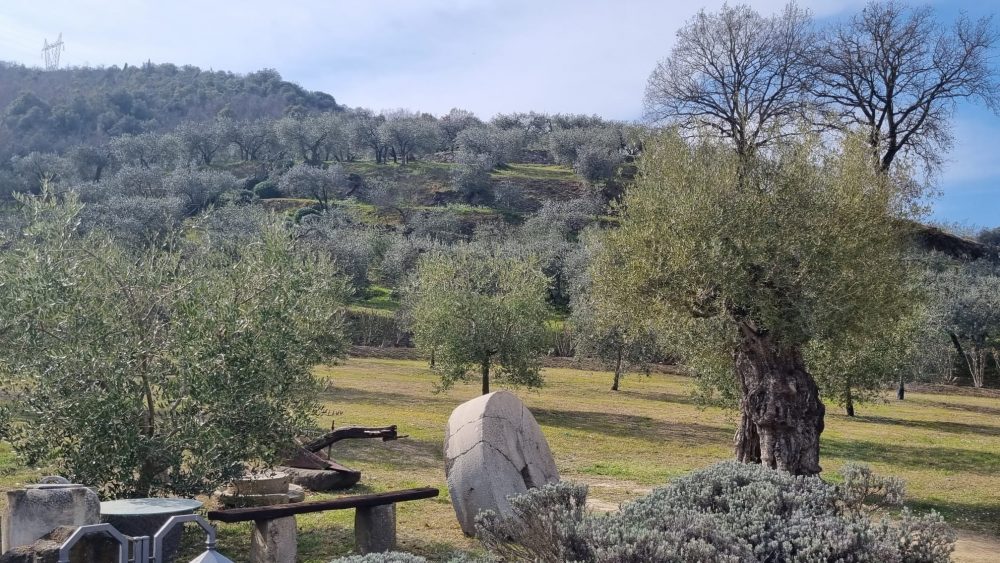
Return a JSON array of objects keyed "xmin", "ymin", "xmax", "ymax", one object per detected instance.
[{"xmin": 42, "ymin": 33, "xmax": 65, "ymax": 70}]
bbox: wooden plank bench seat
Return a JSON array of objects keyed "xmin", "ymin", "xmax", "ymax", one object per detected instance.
[{"xmin": 206, "ymin": 487, "xmax": 439, "ymax": 562}]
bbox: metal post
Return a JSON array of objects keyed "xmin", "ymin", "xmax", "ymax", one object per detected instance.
[
  {"xmin": 131, "ymin": 535, "xmax": 150, "ymax": 563},
  {"xmin": 152, "ymin": 514, "xmax": 233, "ymax": 563},
  {"xmin": 57, "ymin": 523, "xmax": 130, "ymax": 563}
]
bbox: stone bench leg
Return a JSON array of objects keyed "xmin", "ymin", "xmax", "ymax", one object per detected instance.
[
  {"xmin": 354, "ymin": 504, "xmax": 396, "ymax": 554},
  {"xmin": 250, "ymin": 516, "xmax": 297, "ymax": 563}
]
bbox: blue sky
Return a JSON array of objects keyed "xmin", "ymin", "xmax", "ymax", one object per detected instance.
[{"xmin": 1, "ymin": 0, "xmax": 997, "ymax": 228}]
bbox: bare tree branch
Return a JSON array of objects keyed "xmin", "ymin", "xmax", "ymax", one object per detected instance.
[
  {"xmin": 644, "ymin": 3, "xmax": 817, "ymax": 160},
  {"xmin": 812, "ymin": 0, "xmax": 1000, "ymax": 173}
]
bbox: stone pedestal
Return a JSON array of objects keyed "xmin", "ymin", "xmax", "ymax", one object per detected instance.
[
  {"xmin": 354, "ymin": 504, "xmax": 396, "ymax": 554},
  {"xmin": 250, "ymin": 516, "xmax": 297, "ymax": 563},
  {"xmin": 1, "ymin": 485, "xmax": 100, "ymax": 553},
  {"xmin": 0, "ymin": 525, "xmax": 120, "ymax": 563}
]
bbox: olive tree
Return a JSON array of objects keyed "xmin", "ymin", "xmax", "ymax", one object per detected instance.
[
  {"xmin": 594, "ymin": 132, "xmax": 919, "ymax": 475},
  {"xmin": 175, "ymin": 120, "xmax": 226, "ymax": 166},
  {"xmin": 109, "ymin": 132, "xmax": 179, "ymax": 169},
  {"xmin": 407, "ymin": 244, "xmax": 549, "ymax": 394},
  {"xmin": 163, "ymin": 168, "xmax": 240, "ymax": 215},
  {"xmin": 10, "ymin": 152, "xmax": 73, "ymax": 193},
  {"xmin": 937, "ymin": 261, "xmax": 1000, "ymax": 388},
  {"xmin": 68, "ymin": 144, "xmax": 116, "ymax": 182},
  {"xmin": 378, "ymin": 110, "xmax": 441, "ymax": 165},
  {"xmin": 439, "ymin": 108, "xmax": 483, "ymax": 151},
  {"xmin": 456, "ymin": 125, "xmax": 523, "ymax": 167},
  {"xmin": 570, "ymin": 231, "xmax": 662, "ymax": 391},
  {"xmin": 571, "ymin": 293, "xmax": 661, "ymax": 392},
  {"xmin": 279, "ymin": 163, "xmax": 346, "ymax": 211},
  {"xmin": 351, "ymin": 109, "xmax": 390, "ymax": 164},
  {"xmin": 807, "ymin": 308, "xmax": 928, "ymax": 416},
  {"xmin": 225, "ymin": 119, "xmax": 278, "ymax": 162},
  {"xmin": 275, "ymin": 115, "xmax": 328, "ymax": 166},
  {"xmin": 0, "ymin": 192, "xmax": 346, "ymax": 497},
  {"xmin": 452, "ymin": 151, "xmax": 495, "ymax": 204}
]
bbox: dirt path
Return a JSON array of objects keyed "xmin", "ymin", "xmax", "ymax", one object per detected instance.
[{"xmin": 953, "ymin": 530, "xmax": 1000, "ymax": 563}]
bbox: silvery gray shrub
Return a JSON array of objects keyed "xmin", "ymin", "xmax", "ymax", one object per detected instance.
[{"xmin": 473, "ymin": 461, "xmax": 955, "ymax": 563}]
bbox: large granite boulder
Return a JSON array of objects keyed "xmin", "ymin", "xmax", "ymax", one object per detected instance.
[{"xmin": 444, "ymin": 391, "xmax": 559, "ymax": 536}]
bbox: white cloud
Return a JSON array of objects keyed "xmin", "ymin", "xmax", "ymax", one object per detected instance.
[{"xmin": 0, "ymin": 0, "xmax": 864, "ymax": 118}]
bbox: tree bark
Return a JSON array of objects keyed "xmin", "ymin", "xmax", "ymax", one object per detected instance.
[
  {"xmin": 844, "ymin": 382, "xmax": 855, "ymax": 417},
  {"xmin": 611, "ymin": 347, "xmax": 623, "ymax": 391},
  {"xmin": 481, "ymin": 358, "xmax": 490, "ymax": 395},
  {"xmin": 733, "ymin": 323, "xmax": 824, "ymax": 475},
  {"xmin": 897, "ymin": 373, "xmax": 905, "ymax": 400}
]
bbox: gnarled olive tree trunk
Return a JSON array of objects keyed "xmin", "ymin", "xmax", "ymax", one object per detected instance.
[{"xmin": 733, "ymin": 324, "xmax": 824, "ymax": 475}]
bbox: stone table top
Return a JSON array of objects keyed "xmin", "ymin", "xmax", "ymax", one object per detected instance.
[{"xmin": 100, "ymin": 498, "xmax": 203, "ymax": 516}]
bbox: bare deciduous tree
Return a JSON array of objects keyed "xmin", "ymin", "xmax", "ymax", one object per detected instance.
[
  {"xmin": 644, "ymin": 3, "xmax": 815, "ymax": 160},
  {"xmin": 813, "ymin": 0, "xmax": 1000, "ymax": 173}
]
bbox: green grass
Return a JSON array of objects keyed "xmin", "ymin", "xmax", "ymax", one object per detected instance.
[
  {"xmin": 343, "ymin": 161, "xmax": 457, "ymax": 184},
  {"xmin": 410, "ymin": 203, "xmax": 497, "ymax": 215},
  {"xmin": 491, "ymin": 163, "xmax": 578, "ymax": 182},
  {"xmin": 3, "ymin": 358, "xmax": 998, "ymax": 561},
  {"xmin": 356, "ymin": 285, "xmax": 399, "ymax": 312},
  {"xmin": 0, "ymin": 443, "xmax": 40, "ymax": 490}
]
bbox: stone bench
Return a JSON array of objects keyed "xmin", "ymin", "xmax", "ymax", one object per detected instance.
[{"xmin": 206, "ymin": 487, "xmax": 439, "ymax": 563}]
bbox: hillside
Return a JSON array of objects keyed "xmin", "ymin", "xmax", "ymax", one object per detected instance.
[{"xmin": 0, "ymin": 62, "xmax": 339, "ymax": 159}]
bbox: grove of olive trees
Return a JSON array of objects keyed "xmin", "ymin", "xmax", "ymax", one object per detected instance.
[{"xmin": 0, "ymin": 6, "xmax": 995, "ymax": 561}]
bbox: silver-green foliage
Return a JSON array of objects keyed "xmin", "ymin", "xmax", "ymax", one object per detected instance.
[
  {"xmin": 329, "ymin": 554, "xmax": 429, "ymax": 563},
  {"xmin": 0, "ymin": 192, "xmax": 347, "ymax": 497},
  {"xmin": 475, "ymin": 461, "xmax": 955, "ymax": 563},
  {"xmin": 837, "ymin": 462, "xmax": 905, "ymax": 513},
  {"xmin": 407, "ymin": 244, "xmax": 549, "ymax": 392}
]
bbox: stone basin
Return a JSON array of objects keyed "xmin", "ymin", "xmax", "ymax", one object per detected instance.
[{"xmin": 231, "ymin": 471, "xmax": 291, "ymax": 496}]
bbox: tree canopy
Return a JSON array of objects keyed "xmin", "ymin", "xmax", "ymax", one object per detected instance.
[
  {"xmin": 0, "ymin": 192, "xmax": 347, "ymax": 497},
  {"xmin": 594, "ymin": 131, "xmax": 921, "ymax": 474},
  {"xmin": 407, "ymin": 244, "xmax": 549, "ymax": 394}
]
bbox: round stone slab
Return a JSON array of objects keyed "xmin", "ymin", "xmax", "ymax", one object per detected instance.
[
  {"xmin": 444, "ymin": 391, "xmax": 559, "ymax": 536},
  {"xmin": 100, "ymin": 498, "xmax": 203, "ymax": 558},
  {"xmin": 100, "ymin": 498, "xmax": 202, "ymax": 516}
]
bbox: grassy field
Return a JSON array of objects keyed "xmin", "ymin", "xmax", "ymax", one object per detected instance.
[
  {"xmin": 491, "ymin": 163, "xmax": 579, "ymax": 182},
  {"xmin": 259, "ymin": 359, "xmax": 1000, "ymax": 561},
  {"xmin": 2, "ymin": 357, "xmax": 998, "ymax": 561}
]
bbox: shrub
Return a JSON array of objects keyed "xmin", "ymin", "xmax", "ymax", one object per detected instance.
[
  {"xmin": 81, "ymin": 194, "xmax": 186, "ymax": 246},
  {"xmin": 474, "ymin": 461, "xmax": 956, "ymax": 563},
  {"xmin": 346, "ymin": 308, "xmax": 411, "ymax": 347},
  {"xmin": 253, "ymin": 179, "xmax": 282, "ymax": 199},
  {"xmin": 452, "ymin": 151, "xmax": 495, "ymax": 204},
  {"xmin": 885, "ymin": 509, "xmax": 957, "ymax": 563},
  {"xmin": 294, "ymin": 205, "xmax": 321, "ymax": 222},
  {"xmin": 837, "ymin": 462, "xmax": 905, "ymax": 513},
  {"xmin": 573, "ymin": 144, "xmax": 622, "ymax": 185},
  {"xmin": 455, "ymin": 126, "xmax": 523, "ymax": 167},
  {"xmin": 163, "ymin": 168, "xmax": 240, "ymax": 215},
  {"xmin": 475, "ymin": 481, "xmax": 595, "ymax": 562},
  {"xmin": 329, "ymin": 553, "xmax": 428, "ymax": 563}
]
